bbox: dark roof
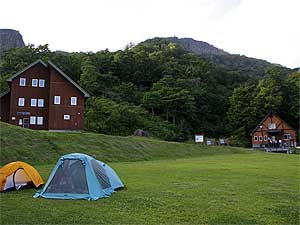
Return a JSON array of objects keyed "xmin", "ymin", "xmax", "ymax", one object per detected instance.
[
  {"xmin": 250, "ymin": 111, "xmax": 295, "ymax": 135},
  {"xmin": 6, "ymin": 59, "xmax": 90, "ymax": 98},
  {"xmin": 6, "ymin": 59, "xmax": 47, "ymax": 82},
  {"xmin": 250, "ymin": 111, "xmax": 273, "ymax": 135},
  {"xmin": 0, "ymin": 89, "xmax": 10, "ymax": 98}
]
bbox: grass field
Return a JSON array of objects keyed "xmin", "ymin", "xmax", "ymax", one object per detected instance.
[
  {"xmin": 1, "ymin": 153, "xmax": 299, "ymax": 224},
  {"xmin": 1, "ymin": 122, "xmax": 299, "ymax": 224},
  {"xmin": 0, "ymin": 122, "xmax": 248, "ymax": 165}
]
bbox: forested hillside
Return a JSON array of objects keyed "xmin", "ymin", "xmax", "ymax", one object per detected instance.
[
  {"xmin": 143, "ymin": 37, "xmax": 292, "ymax": 78},
  {"xmin": 0, "ymin": 40, "xmax": 298, "ymax": 146}
]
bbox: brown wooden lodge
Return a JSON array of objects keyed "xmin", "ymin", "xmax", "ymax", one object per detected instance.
[
  {"xmin": 0, "ymin": 59, "xmax": 89, "ymax": 130},
  {"xmin": 251, "ymin": 111, "xmax": 296, "ymax": 152}
]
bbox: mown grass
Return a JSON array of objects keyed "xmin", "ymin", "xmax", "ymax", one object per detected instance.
[
  {"xmin": 1, "ymin": 122, "xmax": 249, "ymax": 165},
  {"xmin": 1, "ymin": 122, "xmax": 299, "ymax": 224},
  {"xmin": 1, "ymin": 153, "xmax": 299, "ymax": 224}
]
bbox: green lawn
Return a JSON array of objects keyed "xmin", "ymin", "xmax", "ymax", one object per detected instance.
[
  {"xmin": 1, "ymin": 153, "xmax": 299, "ymax": 224},
  {"xmin": 0, "ymin": 122, "xmax": 248, "ymax": 165}
]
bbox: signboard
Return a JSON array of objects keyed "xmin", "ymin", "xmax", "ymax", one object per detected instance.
[
  {"xmin": 195, "ymin": 134, "xmax": 204, "ymax": 143},
  {"xmin": 17, "ymin": 112, "xmax": 30, "ymax": 116}
]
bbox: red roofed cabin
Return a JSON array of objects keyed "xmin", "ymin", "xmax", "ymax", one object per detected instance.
[
  {"xmin": 251, "ymin": 111, "xmax": 296, "ymax": 149},
  {"xmin": 0, "ymin": 60, "xmax": 90, "ymax": 130}
]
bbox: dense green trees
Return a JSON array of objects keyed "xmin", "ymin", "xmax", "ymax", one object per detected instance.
[
  {"xmin": 0, "ymin": 42, "xmax": 298, "ymax": 145},
  {"xmin": 228, "ymin": 69, "xmax": 299, "ymax": 146}
]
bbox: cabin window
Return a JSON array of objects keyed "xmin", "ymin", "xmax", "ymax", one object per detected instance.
[
  {"xmin": 71, "ymin": 97, "xmax": 77, "ymax": 106},
  {"xmin": 283, "ymin": 134, "xmax": 291, "ymax": 140},
  {"xmin": 54, "ymin": 96, "xmax": 61, "ymax": 105},
  {"xmin": 30, "ymin": 116, "xmax": 36, "ymax": 125},
  {"xmin": 18, "ymin": 98, "xmax": 25, "ymax": 106},
  {"xmin": 39, "ymin": 79, "xmax": 45, "ymax": 87},
  {"xmin": 268, "ymin": 123, "xmax": 276, "ymax": 129},
  {"xmin": 259, "ymin": 136, "xmax": 263, "ymax": 141},
  {"xmin": 38, "ymin": 99, "xmax": 44, "ymax": 107},
  {"xmin": 19, "ymin": 119, "xmax": 23, "ymax": 125},
  {"xmin": 264, "ymin": 135, "xmax": 268, "ymax": 141},
  {"xmin": 32, "ymin": 79, "xmax": 38, "ymax": 87},
  {"xmin": 19, "ymin": 78, "xmax": 26, "ymax": 86},
  {"xmin": 64, "ymin": 115, "xmax": 70, "ymax": 120},
  {"xmin": 37, "ymin": 116, "xmax": 43, "ymax": 125},
  {"xmin": 254, "ymin": 136, "xmax": 258, "ymax": 141},
  {"xmin": 31, "ymin": 98, "xmax": 37, "ymax": 107}
]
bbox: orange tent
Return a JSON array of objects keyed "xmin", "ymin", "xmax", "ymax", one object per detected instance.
[{"xmin": 0, "ymin": 161, "xmax": 44, "ymax": 192}]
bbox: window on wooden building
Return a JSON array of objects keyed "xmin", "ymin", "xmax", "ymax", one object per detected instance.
[
  {"xmin": 71, "ymin": 97, "xmax": 77, "ymax": 106},
  {"xmin": 39, "ymin": 79, "xmax": 45, "ymax": 87},
  {"xmin": 19, "ymin": 78, "xmax": 26, "ymax": 86},
  {"xmin": 259, "ymin": 136, "xmax": 263, "ymax": 141},
  {"xmin": 283, "ymin": 134, "xmax": 291, "ymax": 140},
  {"xmin": 54, "ymin": 96, "xmax": 61, "ymax": 105},
  {"xmin": 254, "ymin": 136, "xmax": 258, "ymax": 141},
  {"xmin": 38, "ymin": 99, "xmax": 44, "ymax": 107},
  {"xmin": 30, "ymin": 116, "xmax": 36, "ymax": 125},
  {"xmin": 32, "ymin": 79, "xmax": 38, "ymax": 87},
  {"xmin": 18, "ymin": 98, "xmax": 25, "ymax": 106},
  {"xmin": 31, "ymin": 98, "xmax": 37, "ymax": 107},
  {"xmin": 64, "ymin": 115, "xmax": 70, "ymax": 120},
  {"xmin": 264, "ymin": 135, "xmax": 268, "ymax": 141},
  {"xmin": 268, "ymin": 123, "xmax": 276, "ymax": 129},
  {"xmin": 37, "ymin": 116, "xmax": 43, "ymax": 125}
]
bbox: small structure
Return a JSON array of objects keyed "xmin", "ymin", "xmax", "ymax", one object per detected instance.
[
  {"xmin": 133, "ymin": 129, "xmax": 149, "ymax": 137},
  {"xmin": 0, "ymin": 59, "xmax": 89, "ymax": 130},
  {"xmin": 0, "ymin": 161, "xmax": 44, "ymax": 192},
  {"xmin": 250, "ymin": 111, "xmax": 296, "ymax": 152}
]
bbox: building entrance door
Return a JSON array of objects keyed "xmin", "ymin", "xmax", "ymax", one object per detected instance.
[{"xmin": 23, "ymin": 118, "xmax": 29, "ymax": 128}]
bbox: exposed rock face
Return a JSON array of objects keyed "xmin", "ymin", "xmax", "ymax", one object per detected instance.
[
  {"xmin": 166, "ymin": 37, "xmax": 229, "ymax": 56},
  {"xmin": 0, "ymin": 29, "xmax": 25, "ymax": 53}
]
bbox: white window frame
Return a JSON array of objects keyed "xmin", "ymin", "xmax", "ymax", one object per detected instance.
[
  {"xmin": 37, "ymin": 116, "xmax": 43, "ymax": 125},
  {"xmin": 19, "ymin": 78, "xmax": 26, "ymax": 86},
  {"xmin": 39, "ymin": 79, "xmax": 45, "ymax": 87},
  {"xmin": 54, "ymin": 96, "xmax": 61, "ymax": 105},
  {"xmin": 264, "ymin": 135, "xmax": 268, "ymax": 141},
  {"xmin": 64, "ymin": 115, "xmax": 70, "ymax": 120},
  {"xmin": 31, "ymin": 98, "xmax": 37, "ymax": 107},
  {"xmin": 38, "ymin": 99, "xmax": 44, "ymax": 107},
  {"xmin": 19, "ymin": 119, "xmax": 23, "ymax": 125},
  {"xmin": 259, "ymin": 136, "xmax": 263, "ymax": 142},
  {"xmin": 254, "ymin": 136, "xmax": 258, "ymax": 141},
  {"xmin": 18, "ymin": 98, "xmax": 25, "ymax": 107},
  {"xmin": 30, "ymin": 116, "xmax": 36, "ymax": 125},
  {"xmin": 32, "ymin": 79, "xmax": 38, "ymax": 87},
  {"xmin": 71, "ymin": 97, "xmax": 77, "ymax": 106}
]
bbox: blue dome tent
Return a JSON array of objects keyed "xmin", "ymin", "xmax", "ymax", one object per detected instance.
[{"xmin": 34, "ymin": 153, "xmax": 124, "ymax": 200}]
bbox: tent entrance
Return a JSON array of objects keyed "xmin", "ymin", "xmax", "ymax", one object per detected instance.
[
  {"xmin": 4, "ymin": 168, "xmax": 32, "ymax": 191},
  {"xmin": 44, "ymin": 159, "xmax": 89, "ymax": 194}
]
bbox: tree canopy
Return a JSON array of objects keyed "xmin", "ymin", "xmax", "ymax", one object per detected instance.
[{"xmin": 0, "ymin": 43, "xmax": 298, "ymax": 145}]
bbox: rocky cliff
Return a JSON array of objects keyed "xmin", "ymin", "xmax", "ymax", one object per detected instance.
[
  {"xmin": 0, "ymin": 29, "xmax": 25, "ymax": 53},
  {"xmin": 166, "ymin": 37, "xmax": 229, "ymax": 56}
]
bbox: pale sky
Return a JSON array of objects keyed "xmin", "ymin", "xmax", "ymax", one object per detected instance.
[{"xmin": 1, "ymin": 0, "xmax": 299, "ymax": 68}]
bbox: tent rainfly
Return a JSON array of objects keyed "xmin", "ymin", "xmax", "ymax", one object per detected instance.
[
  {"xmin": 34, "ymin": 153, "xmax": 124, "ymax": 200},
  {"xmin": 0, "ymin": 161, "xmax": 44, "ymax": 192}
]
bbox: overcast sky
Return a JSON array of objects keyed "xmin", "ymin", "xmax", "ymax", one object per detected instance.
[{"xmin": 1, "ymin": 0, "xmax": 299, "ymax": 68}]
